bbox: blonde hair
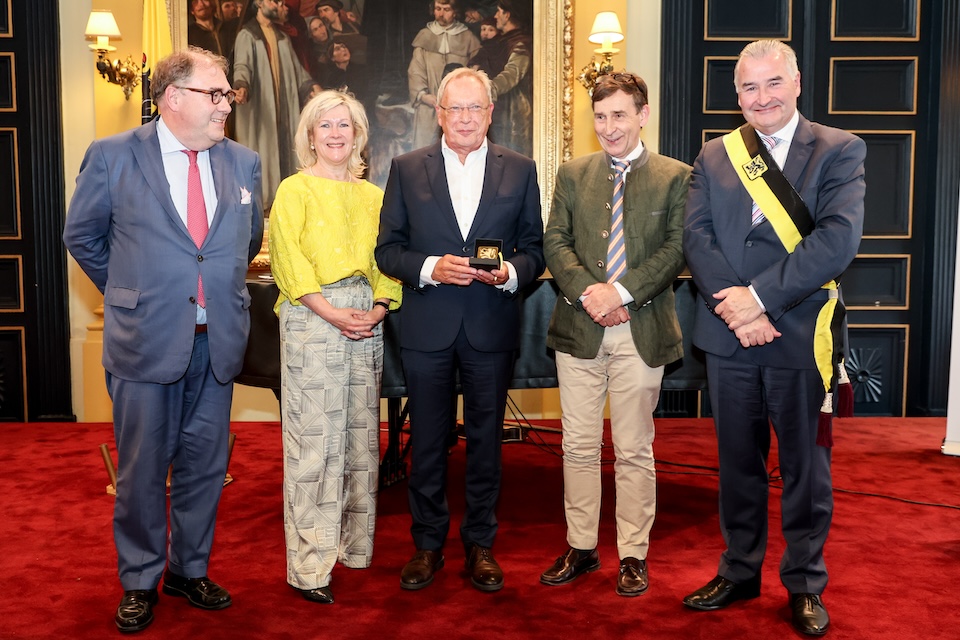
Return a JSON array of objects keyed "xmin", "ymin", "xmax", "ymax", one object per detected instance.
[{"xmin": 294, "ymin": 90, "xmax": 369, "ymax": 179}]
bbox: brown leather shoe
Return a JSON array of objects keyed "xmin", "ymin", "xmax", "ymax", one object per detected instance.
[
  {"xmin": 616, "ymin": 557, "xmax": 648, "ymax": 597},
  {"xmin": 465, "ymin": 544, "xmax": 503, "ymax": 592},
  {"xmin": 540, "ymin": 547, "xmax": 600, "ymax": 585},
  {"xmin": 400, "ymin": 550, "xmax": 444, "ymax": 590},
  {"xmin": 790, "ymin": 593, "xmax": 830, "ymax": 635}
]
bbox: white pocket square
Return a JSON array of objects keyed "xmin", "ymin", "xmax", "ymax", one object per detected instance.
[{"xmin": 240, "ymin": 187, "xmax": 252, "ymax": 204}]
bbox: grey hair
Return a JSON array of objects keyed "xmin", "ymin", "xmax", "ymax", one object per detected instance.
[
  {"xmin": 734, "ymin": 39, "xmax": 799, "ymax": 91},
  {"xmin": 436, "ymin": 67, "xmax": 494, "ymax": 107}
]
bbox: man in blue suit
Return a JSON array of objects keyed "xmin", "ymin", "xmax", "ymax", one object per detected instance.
[
  {"xmin": 64, "ymin": 47, "xmax": 263, "ymax": 633},
  {"xmin": 376, "ymin": 67, "xmax": 544, "ymax": 593},
  {"xmin": 682, "ymin": 40, "xmax": 865, "ymax": 636}
]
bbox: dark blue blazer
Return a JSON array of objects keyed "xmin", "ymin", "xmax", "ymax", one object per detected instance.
[
  {"xmin": 683, "ymin": 116, "xmax": 865, "ymax": 368},
  {"xmin": 375, "ymin": 141, "xmax": 545, "ymax": 352}
]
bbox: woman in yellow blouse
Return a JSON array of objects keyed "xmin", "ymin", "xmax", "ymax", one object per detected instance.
[{"xmin": 269, "ymin": 90, "xmax": 401, "ymax": 605}]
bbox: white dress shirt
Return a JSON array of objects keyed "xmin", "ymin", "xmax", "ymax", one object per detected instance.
[{"xmin": 419, "ymin": 135, "xmax": 519, "ymax": 291}]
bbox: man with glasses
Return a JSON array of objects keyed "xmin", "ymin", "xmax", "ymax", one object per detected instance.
[
  {"xmin": 233, "ymin": 0, "xmax": 319, "ymax": 209},
  {"xmin": 539, "ymin": 72, "xmax": 691, "ymax": 597},
  {"xmin": 376, "ymin": 67, "xmax": 544, "ymax": 593},
  {"xmin": 63, "ymin": 47, "xmax": 263, "ymax": 634}
]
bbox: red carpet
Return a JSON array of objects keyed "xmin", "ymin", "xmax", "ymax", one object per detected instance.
[{"xmin": 0, "ymin": 417, "xmax": 957, "ymax": 639}]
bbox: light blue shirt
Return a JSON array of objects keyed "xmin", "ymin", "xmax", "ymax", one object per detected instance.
[{"xmin": 157, "ymin": 117, "xmax": 218, "ymax": 323}]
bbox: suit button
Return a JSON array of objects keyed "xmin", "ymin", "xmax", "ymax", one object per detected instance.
[
  {"xmin": 189, "ymin": 296, "xmax": 197, "ymax": 304},
  {"xmin": 197, "ymin": 255, "xmax": 204, "ymax": 262},
  {"xmin": 601, "ymin": 230, "xmax": 609, "ymax": 239},
  {"xmin": 745, "ymin": 241, "xmax": 753, "ymax": 247},
  {"xmin": 597, "ymin": 260, "xmax": 604, "ymax": 269}
]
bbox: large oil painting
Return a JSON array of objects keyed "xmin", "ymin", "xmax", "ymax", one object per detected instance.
[{"xmin": 172, "ymin": 0, "xmax": 571, "ymax": 217}]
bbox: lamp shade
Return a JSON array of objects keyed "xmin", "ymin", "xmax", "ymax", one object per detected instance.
[
  {"xmin": 588, "ymin": 12, "xmax": 624, "ymax": 46},
  {"xmin": 84, "ymin": 10, "xmax": 122, "ymax": 39}
]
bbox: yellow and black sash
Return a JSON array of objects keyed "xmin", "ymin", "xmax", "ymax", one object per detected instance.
[{"xmin": 723, "ymin": 125, "xmax": 846, "ymax": 442}]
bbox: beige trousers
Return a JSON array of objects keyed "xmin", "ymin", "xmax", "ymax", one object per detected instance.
[{"xmin": 555, "ymin": 321, "xmax": 663, "ymax": 560}]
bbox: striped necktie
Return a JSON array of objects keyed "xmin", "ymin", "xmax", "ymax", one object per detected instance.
[
  {"xmin": 183, "ymin": 150, "xmax": 208, "ymax": 307},
  {"xmin": 750, "ymin": 135, "xmax": 781, "ymax": 227},
  {"xmin": 606, "ymin": 160, "xmax": 630, "ymax": 283}
]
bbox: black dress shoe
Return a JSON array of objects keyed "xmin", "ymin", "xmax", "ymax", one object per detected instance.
[
  {"xmin": 790, "ymin": 593, "xmax": 830, "ymax": 635},
  {"xmin": 115, "ymin": 589, "xmax": 158, "ymax": 633},
  {"xmin": 616, "ymin": 557, "xmax": 648, "ymax": 597},
  {"xmin": 161, "ymin": 570, "xmax": 232, "ymax": 610},
  {"xmin": 298, "ymin": 586, "xmax": 334, "ymax": 604},
  {"xmin": 540, "ymin": 547, "xmax": 600, "ymax": 586},
  {"xmin": 682, "ymin": 574, "xmax": 761, "ymax": 611},
  {"xmin": 465, "ymin": 544, "xmax": 503, "ymax": 592},
  {"xmin": 400, "ymin": 549, "xmax": 444, "ymax": 590}
]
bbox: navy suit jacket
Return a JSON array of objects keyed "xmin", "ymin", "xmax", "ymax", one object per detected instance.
[
  {"xmin": 375, "ymin": 141, "xmax": 545, "ymax": 352},
  {"xmin": 683, "ymin": 116, "xmax": 865, "ymax": 369},
  {"xmin": 64, "ymin": 119, "xmax": 264, "ymax": 384}
]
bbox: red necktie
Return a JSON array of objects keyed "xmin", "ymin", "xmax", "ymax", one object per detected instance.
[{"xmin": 183, "ymin": 150, "xmax": 208, "ymax": 307}]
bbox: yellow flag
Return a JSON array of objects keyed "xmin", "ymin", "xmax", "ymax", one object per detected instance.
[{"xmin": 142, "ymin": 0, "xmax": 173, "ymax": 120}]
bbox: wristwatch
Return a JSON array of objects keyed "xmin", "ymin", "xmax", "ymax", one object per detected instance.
[{"xmin": 373, "ymin": 300, "xmax": 391, "ymax": 313}]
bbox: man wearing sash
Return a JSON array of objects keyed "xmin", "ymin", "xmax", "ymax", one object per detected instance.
[{"xmin": 681, "ymin": 40, "xmax": 865, "ymax": 636}]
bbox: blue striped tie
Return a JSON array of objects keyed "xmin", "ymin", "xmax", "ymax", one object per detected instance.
[
  {"xmin": 751, "ymin": 135, "xmax": 781, "ymax": 226},
  {"xmin": 606, "ymin": 160, "xmax": 630, "ymax": 283}
]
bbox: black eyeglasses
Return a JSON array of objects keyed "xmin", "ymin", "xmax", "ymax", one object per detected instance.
[
  {"xmin": 437, "ymin": 104, "xmax": 490, "ymax": 116},
  {"xmin": 177, "ymin": 86, "xmax": 237, "ymax": 105}
]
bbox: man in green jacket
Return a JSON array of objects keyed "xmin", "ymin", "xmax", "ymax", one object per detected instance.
[{"xmin": 540, "ymin": 72, "xmax": 691, "ymax": 597}]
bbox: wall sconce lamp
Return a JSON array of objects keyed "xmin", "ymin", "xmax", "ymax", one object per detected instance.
[
  {"xmin": 578, "ymin": 12, "xmax": 625, "ymax": 96},
  {"xmin": 85, "ymin": 10, "xmax": 141, "ymax": 100}
]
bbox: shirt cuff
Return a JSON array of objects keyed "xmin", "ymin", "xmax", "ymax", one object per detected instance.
[
  {"xmin": 613, "ymin": 281, "xmax": 635, "ymax": 306},
  {"xmin": 495, "ymin": 260, "xmax": 518, "ymax": 293},
  {"xmin": 748, "ymin": 284, "xmax": 767, "ymax": 313},
  {"xmin": 419, "ymin": 256, "xmax": 442, "ymax": 287}
]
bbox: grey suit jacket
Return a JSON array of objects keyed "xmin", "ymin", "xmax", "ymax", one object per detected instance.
[
  {"xmin": 64, "ymin": 119, "xmax": 264, "ymax": 384},
  {"xmin": 683, "ymin": 115, "xmax": 866, "ymax": 368},
  {"xmin": 544, "ymin": 148, "xmax": 691, "ymax": 366}
]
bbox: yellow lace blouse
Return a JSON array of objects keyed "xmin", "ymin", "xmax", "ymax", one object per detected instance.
[{"xmin": 268, "ymin": 172, "xmax": 402, "ymax": 313}]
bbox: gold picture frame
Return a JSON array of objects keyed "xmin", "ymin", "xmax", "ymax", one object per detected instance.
[{"xmin": 169, "ymin": 0, "xmax": 573, "ymax": 217}]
